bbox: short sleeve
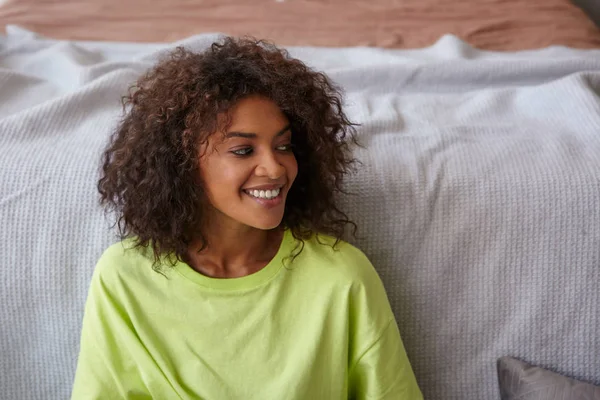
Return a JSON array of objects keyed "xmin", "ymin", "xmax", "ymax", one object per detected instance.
[
  {"xmin": 341, "ymin": 244, "xmax": 423, "ymax": 400},
  {"xmin": 71, "ymin": 244, "xmax": 152, "ymax": 399},
  {"xmin": 348, "ymin": 319, "xmax": 423, "ymax": 400}
]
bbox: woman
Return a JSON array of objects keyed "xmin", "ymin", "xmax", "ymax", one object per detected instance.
[{"xmin": 72, "ymin": 36, "xmax": 422, "ymax": 400}]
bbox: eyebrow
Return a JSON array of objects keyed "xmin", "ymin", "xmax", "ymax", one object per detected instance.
[{"xmin": 225, "ymin": 124, "xmax": 291, "ymax": 139}]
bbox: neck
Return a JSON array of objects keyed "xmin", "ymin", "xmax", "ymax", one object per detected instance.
[{"xmin": 186, "ymin": 216, "xmax": 282, "ymax": 279}]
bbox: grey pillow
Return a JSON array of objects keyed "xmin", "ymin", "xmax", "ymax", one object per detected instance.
[{"xmin": 497, "ymin": 356, "xmax": 600, "ymax": 400}]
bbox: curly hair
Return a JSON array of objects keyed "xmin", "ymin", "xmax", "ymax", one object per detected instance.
[{"xmin": 98, "ymin": 36, "xmax": 357, "ymax": 264}]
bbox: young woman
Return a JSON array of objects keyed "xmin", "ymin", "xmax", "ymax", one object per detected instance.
[{"xmin": 72, "ymin": 37, "xmax": 422, "ymax": 400}]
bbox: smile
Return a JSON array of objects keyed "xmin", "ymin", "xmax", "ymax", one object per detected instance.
[{"xmin": 243, "ymin": 188, "xmax": 281, "ymax": 200}]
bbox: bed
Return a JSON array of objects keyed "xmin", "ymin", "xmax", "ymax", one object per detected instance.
[
  {"xmin": 1, "ymin": 1, "xmax": 599, "ymax": 400},
  {"xmin": 1, "ymin": 0, "xmax": 600, "ymax": 50}
]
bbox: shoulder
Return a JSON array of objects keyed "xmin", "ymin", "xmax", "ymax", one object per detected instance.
[
  {"xmin": 93, "ymin": 238, "xmax": 159, "ymax": 286},
  {"xmin": 301, "ymin": 233, "xmax": 368, "ymax": 264},
  {"xmin": 297, "ymin": 233, "xmax": 396, "ymax": 338},
  {"xmin": 295, "ymin": 233, "xmax": 381, "ymax": 287}
]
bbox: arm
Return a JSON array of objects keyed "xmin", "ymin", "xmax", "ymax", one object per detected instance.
[
  {"xmin": 344, "ymin": 245, "xmax": 423, "ymax": 400},
  {"xmin": 348, "ymin": 319, "xmax": 423, "ymax": 400},
  {"xmin": 71, "ymin": 248, "xmax": 152, "ymax": 400}
]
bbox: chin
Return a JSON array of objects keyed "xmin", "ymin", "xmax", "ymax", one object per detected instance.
[{"xmin": 249, "ymin": 217, "xmax": 284, "ymax": 231}]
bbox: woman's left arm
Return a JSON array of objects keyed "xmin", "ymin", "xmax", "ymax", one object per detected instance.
[
  {"xmin": 344, "ymin": 246, "xmax": 423, "ymax": 400},
  {"xmin": 348, "ymin": 317, "xmax": 423, "ymax": 400}
]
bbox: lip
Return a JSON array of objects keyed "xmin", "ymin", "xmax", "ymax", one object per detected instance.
[
  {"xmin": 242, "ymin": 187, "xmax": 284, "ymax": 209},
  {"xmin": 242, "ymin": 184, "xmax": 284, "ymax": 191}
]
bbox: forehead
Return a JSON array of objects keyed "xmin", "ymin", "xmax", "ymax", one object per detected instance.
[
  {"xmin": 223, "ymin": 95, "xmax": 289, "ymax": 134},
  {"xmin": 201, "ymin": 96, "xmax": 290, "ymax": 153}
]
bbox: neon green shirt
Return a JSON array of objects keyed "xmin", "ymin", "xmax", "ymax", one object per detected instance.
[{"xmin": 72, "ymin": 231, "xmax": 422, "ymax": 399}]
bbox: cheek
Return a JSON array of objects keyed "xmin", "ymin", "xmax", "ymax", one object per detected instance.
[
  {"xmin": 214, "ymin": 165, "xmax": 250, "ymax": 192},
  {"xmin": 200, "ymin": 158, "xmax": 242, "ymax": 196}
]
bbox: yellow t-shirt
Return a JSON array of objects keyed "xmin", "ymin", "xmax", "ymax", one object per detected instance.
[{"xmin": 72, "ymin": 230, "xmax": 422, "ymax": 399}]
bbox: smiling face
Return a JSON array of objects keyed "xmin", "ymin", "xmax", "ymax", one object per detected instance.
[{"xmin": 198, "ymin": 95, "xmax": 298, "ymax": 232}]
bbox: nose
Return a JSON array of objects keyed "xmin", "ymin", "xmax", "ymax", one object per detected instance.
[{"xmin": 255, "ymin": 150, "xmax": 285, "ymax": 180}]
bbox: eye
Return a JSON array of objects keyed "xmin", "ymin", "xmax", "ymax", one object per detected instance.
[
  {"xmin": 276, "ymin": 143, "xmax": 294, "ymax": 152},
  {"xmin": 231, "ymin": 147, "xmax": 253, "ymax": 156}
]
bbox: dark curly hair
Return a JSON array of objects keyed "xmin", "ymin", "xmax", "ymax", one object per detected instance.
[{"xmin": 98, "ymin": 36, "xmax": 358, "ymax": 265}]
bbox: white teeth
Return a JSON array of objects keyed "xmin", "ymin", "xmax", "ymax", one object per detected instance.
[{"xmin": 246, "ymin": 188, "xmax": 281, "ymax": 199}]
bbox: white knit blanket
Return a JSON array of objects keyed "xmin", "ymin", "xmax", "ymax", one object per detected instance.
[{"xmin": 1, "ymin": 26, "xmax": 599, "ymax": 400}]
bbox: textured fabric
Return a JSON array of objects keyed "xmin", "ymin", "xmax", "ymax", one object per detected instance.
[
  {"xmin": 1, "ymin": 27, "xmax": 600, "ymax": 400},
  {"xmin": 71, "ymin": 232, "xmax": 422, "ymax": 399},
  {"xmin": 498, "ymin": 357, "xmax": 600, "ymax": 400},
  {"xmin": 1, "ymin": 0, "xmax": 600, "ymax": 50}
]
